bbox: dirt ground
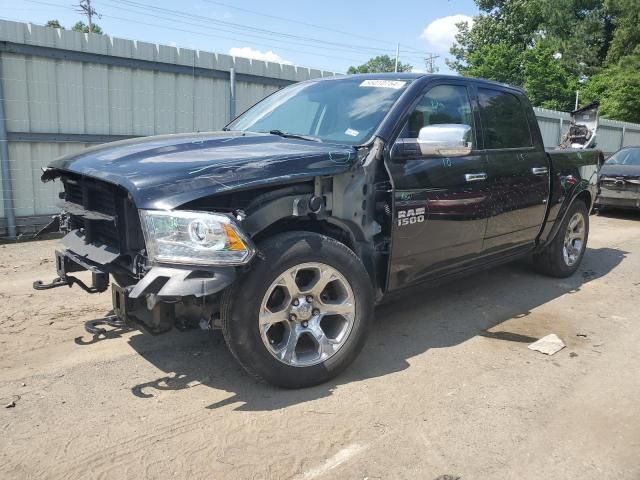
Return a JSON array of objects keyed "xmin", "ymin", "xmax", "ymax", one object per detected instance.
[{"xmin": 1, "ymin": 212, "xmax": 639, "ymax": 480}]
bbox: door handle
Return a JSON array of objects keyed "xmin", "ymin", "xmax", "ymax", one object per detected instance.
[
  {"xmin": 532, "ymin": 167, "xmax": 549, "ymax": 175},
  {"xmin": 464, "ymin": 173, "xmax": 487, "ymax": 182}
]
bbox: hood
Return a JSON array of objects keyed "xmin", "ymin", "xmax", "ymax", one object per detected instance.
[
  {"xmin": 45, "ymin": 131, "xmax": 358, "ymax": 210},
  {"xmin": 599, "ymin": 163, "xmax": 640, "ymax": 179}
]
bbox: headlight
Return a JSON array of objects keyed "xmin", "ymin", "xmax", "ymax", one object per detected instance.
[{"xmin": 139, "ymin": 210, "xmax": 255, "ymax": 265}]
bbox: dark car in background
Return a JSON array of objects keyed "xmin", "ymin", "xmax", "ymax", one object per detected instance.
[{"xmin": 597, "ymin": 147, "xmax": 640, "ymax": 211}]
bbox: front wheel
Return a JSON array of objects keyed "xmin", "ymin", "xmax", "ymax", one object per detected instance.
[
  {"xmin": 533, "ymin": 199, "xmax": 589, "ymax": 278},
  {"xmin": 220, "ymin": 232, "xmax": 374, "ymax": 388}
]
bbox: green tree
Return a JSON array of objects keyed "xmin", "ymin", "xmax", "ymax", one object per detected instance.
[
  {"xmin": 451, "ymin": 41, "xmax": 524, "ymax": 86},
  {"xmin": 347, "ymin": 55, "xmax": 412, "ymax": 74},
  {"xmin": 605, "ymin": 0, "xmax": 640, "ymax": 64},
  {"xmin": 448, "ymin": 0, "xmax": 546, "ymax": 73},
  {"xmin": 522, "ymin": 40, "xmax": 578, "ymax": 111},
  {"xmin": 44, "ymin": 19, "xmax": 104, "ymax": 34},
  {"xmin": 447, "ymin": 0, "xmax": 640, "ymax": 121},
  {"xmin": 72, "ymin": 21, "xmax": 103, "ymax": 34},
  {"xmin": 45, "ymin": 19, "xmax": 64, "ymax": 29},
  {"xmin": 582, "ymin": 46, "xmax": 640, "ymax": 123}
]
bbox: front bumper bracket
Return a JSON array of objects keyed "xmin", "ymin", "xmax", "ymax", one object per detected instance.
[
  {"xmin": 33, "ymin": 272, "xmax": 109, "ymax": 293},
  {"xmin": 33, "ymin": 250, "xmax": 109, "ymax": 293}
]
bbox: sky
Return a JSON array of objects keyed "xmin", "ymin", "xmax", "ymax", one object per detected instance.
[{"xmin": 5, "ymin": 0, "xmax": 479, "ymax": 74}]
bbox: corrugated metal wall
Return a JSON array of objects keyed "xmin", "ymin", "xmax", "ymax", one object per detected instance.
[
  {"xmin": 534, "ymin": 106, "xmax": 640, "ymax": 153},
  {"xmin": 0, "ymin": 20, "xmax": 335, "ymax": 236},
  {"xmin": 2, "ymin": 19, "xmax": 640, "ymax": 237}
]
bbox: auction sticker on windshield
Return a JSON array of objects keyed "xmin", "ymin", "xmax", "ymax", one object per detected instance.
[{"xmin": 360, "ymin": 80, "xmax": 406, "ymax": 89}]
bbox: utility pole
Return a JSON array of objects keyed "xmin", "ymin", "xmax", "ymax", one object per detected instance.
[
  {"xmin": 424, "ymin": 53, "xmax": 440, "ymax": 74},
  {"xmin": 76, "ymin": 0, "xmax": 100, "ymax": 32},
  {"xmin": 394, "ymin": 43, "xmax": 399, "ymax": 73}
]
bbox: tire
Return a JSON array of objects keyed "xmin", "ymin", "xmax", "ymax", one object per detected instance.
[
  {"xmin": 533, "ymin": 199, "xmax": 589, "ymax": 278},
  {"xmin": 220, "ymin": 231, "xmax": 374, "ymax": 388}
]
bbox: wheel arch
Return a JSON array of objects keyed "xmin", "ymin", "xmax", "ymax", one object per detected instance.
[
  {"xmin": 250, "ymin": 216, "xmax": 378, "ymax": 288},
  {"xmin": 252, "ymin": 217, "xmax": 356, "ymax": 251},
  {"xmin": 574, "ymin": 189, "xmax": 592, "ymax": 211}
]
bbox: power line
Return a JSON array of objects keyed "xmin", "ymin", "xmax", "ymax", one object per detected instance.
[
  {"xmin": 107, "ymin": 0, "xmax": 426, "ymax": 58},
  {"xmin": 200, "ymin": 0, "xmax": 427, "ymax": 55},
  {"xmin": 21, "ymin": 0, "xmax": 366, "ymax": 69},
  {"xmin": 106, "ymin": 0, "xmax": 406, "ymax": 57},
  {"xmin": 424, "ymin": 53, "xmax": 440, "ymax": 73},
  {"xmin": 101, "ymin": 0, "xmax": 381, "ymax": 57},
  {"xmin": 101, "ymin": 0, "xmax": 429, "ymax": 65},
  {"xmin": 75, "ymin": 0, "xmax": 101, "ymax": 31},
  {"xmin": 20, "ymin": 0, "xmax": 430, "ymax": 70}
]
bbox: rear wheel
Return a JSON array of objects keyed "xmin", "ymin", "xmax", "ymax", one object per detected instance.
[
  {"xmin": 220, "ymin": 232, "xmax": 374, "ymax": 388},
  {"xmin": 533, "ymin": 200, "xmax": 589, "ymax": 277}
]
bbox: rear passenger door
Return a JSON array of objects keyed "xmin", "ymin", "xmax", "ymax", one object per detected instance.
[{"xmin": 478, "ymin": 88, "xmax": 550, "ymax": 253}]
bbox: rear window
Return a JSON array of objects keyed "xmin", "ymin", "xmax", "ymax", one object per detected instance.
[{"xmin": 478, "ymin": 88, "xmax": 532, "ymax": 149}]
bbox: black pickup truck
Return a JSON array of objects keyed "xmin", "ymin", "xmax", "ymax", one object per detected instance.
[{"xmin": 36, "ymin": 73, "xmax": 601, "ymax": 388}]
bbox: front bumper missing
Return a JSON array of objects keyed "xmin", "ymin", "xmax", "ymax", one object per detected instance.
[
  {"xmin": 34, "ymin": 249, "xmax": 238, "ymax": 333},
  {"xmin": 34, "ymin": 249, "xmax": 237, "ymax": 297},
  {"xmin": 597, "ymin": 189, "xmax": 640, "ymax": 209}
]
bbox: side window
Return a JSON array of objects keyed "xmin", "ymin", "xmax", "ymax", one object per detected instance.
[
  {"xmin": 401, "ymin": 84, "xmax": 475, "ymax": 145},
  {"xmin": 478, "ymin": 88, "xmax": 532, "ymax": 149}
]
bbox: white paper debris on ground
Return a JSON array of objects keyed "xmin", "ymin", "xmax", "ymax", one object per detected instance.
[{"xmin": 528, "ymin": 334, "xmax": 566, "ymax": 355}]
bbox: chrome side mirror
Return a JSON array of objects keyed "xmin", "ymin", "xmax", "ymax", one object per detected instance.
[{"xmin": 417, "ymin": 124, "xmax": 473, "ymax": 157}]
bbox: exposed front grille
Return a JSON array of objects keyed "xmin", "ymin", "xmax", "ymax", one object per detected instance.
[
  {"xmin": 600, "ymin": 176, "xmax": 640, "ymax": 190},
  {"xmin": 61, "ymin": 173, "xmax": 145, "ymax": 261},
  {"xmin": 64, "ymin": 179, "xmax": 83, "ymax": 204},
  {"xmin": 89, "ymin": 185, "xmax": 118, "ymax": 216}
]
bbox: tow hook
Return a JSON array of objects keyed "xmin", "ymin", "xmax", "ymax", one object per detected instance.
[
  {"xmin": 83, "ymin": 315, "xmax": 128, "ymax": 336},
  {"xmin": 82, "ymin": 284, "xmax": 134, "ymax": 336},
  {"xmin": 33, "ymin": 272, "xmax": 109, "ymax": 294},
  {"xmin": 32, "ymin": 276, "xmax": 70, "ymax": 290}
]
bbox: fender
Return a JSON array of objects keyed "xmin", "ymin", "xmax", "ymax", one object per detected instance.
[
  {"xmin": 241, "ymin": 193, "xmax": 317, "ymax": 237},
  {"xmin": 240, "ymin": 191, "xmax": 369, "ymax": 253},
  {"xmin": 326, "ymin": 216, "xmax": 378, "ymax": 291},
  {"xmin": 240, "ymin": 189, "xmax": 379, "ymax": 289}
]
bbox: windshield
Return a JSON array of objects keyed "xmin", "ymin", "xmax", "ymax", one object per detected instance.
[
  {"xmin": 605, "ymin": 148, "xmax": 640, "ymax": 166},
  {"xmin": 227, "ymin": 78, "xmax": 411, "ymax": 145}
]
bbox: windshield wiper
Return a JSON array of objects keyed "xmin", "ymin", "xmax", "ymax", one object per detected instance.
[{"xmin": 267, "ymin": 130, "xmax": 322, "ymax": 142}]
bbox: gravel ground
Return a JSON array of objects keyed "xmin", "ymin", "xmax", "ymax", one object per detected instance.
[{"xmin": 1, "ymin": 212, "xmax": 639, "ymax": 480}]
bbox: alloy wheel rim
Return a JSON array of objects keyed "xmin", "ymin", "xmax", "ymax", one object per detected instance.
[
  {"xmin": 258, "ymin": 262, "xmax": 356, "ymax": 367},
  {"xmin": 563, "ymin": 212, "xmax": 585, "ymax": 267}
]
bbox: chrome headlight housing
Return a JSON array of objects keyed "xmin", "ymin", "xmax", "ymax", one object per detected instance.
[{"xmin": 139, "ymin": 210, "xmax": 255, "ymax": 266}]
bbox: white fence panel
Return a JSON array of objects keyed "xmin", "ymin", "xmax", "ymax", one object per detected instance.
[
  {"xmin": 623, "ymin": 129, "xmax": 640, "ymax": 147},
  {"xmin": 597, "ymin": 126, "xmax": 624, "ymax": 154},
  {"xmin": 0, "ymin": 20, "xmax": 337, "ymax": 236}
]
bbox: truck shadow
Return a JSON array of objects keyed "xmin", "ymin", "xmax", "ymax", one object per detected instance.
[{"xmin": 126, "ymin": 246, "xmax": 626, "ymax": 411}]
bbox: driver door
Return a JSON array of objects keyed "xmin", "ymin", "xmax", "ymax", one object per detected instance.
[{"xmin": 386, "ymin": 82, "xmax": 491, "ymax": 290}]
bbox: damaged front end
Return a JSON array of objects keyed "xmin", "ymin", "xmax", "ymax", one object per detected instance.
[
  {"xmin": 34, "ymin": 170, "xmax": 251, "ymax": 334},
  {"xmin": 559, "ymin": 101, "xmax": 600, "ymax": 150}
]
